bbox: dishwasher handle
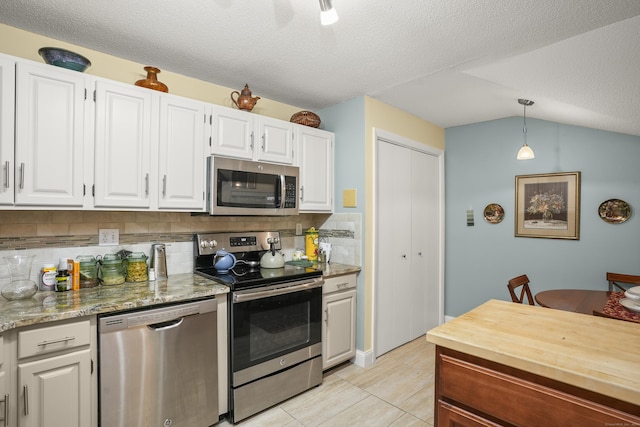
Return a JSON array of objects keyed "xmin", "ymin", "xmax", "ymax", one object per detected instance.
[{"xmin": 147, "ymin": 318, "xmax": 184, "ymax": 331}]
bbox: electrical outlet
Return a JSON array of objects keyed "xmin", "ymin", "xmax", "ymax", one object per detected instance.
[{"xmin": 99, "ymin": 229, "xmax": 119, "ymax": 246}]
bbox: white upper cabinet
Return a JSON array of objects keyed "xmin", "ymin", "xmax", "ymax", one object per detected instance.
[
  {"xmin": 210, "ymin": 105, "xmax": 294, "ymax": 164},
  {"xmin": 296, "ymin": 126, "xmax": 334, "ymax": 212},
  {"xmin": 93, "ymin": 80, "xmax": 154, "ymax": 208},
  {"xmin": 158, "ymin": 94, "xmax": 206, "ymax": 210},
  {"xmin": 210, "ymin": 106, "xmax": 254, "ymax": 160},
  {"xmin": 14, "ymin": 62, "xmax": 87, "ymax": 206},
  {"xmin": 0, "ymin": 55, "xmax": 15, "ymax": 205},
  {"xmin": 255, "ymin": 116, "xmax": 294, "ymax": 164}
]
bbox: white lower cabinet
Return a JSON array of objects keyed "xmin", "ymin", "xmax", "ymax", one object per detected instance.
[
  {"xmin": 18, "ymin": 349, "xmax": 91, "ymax": 427},
  {"xmin": 322, "ymin": 273, "xmax": 357, "ymax": 370},
  {"xmin": 4, "ymin": 318, "xmax": 97, "ymax": 427}
]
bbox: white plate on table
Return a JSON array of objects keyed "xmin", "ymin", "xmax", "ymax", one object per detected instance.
[
  {"xmin": 619, "ymin": 298, "xmax": 640, "ymax": 313},
  {"xmin": 625, "ymin": 286, "xmax": 640, "ymax": 300}
]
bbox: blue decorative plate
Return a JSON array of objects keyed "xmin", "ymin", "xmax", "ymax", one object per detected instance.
[{"xmin": 38, "ymin": 47, "xmax": 91, "ymax": 72}]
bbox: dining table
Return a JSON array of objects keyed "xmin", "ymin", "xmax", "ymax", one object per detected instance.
[{"xmin": 534, "ymin": 289, "xmax": 612, "ymax": 315}]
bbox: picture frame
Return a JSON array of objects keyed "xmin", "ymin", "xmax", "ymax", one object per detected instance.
[{"xmin": 515, "ymin": 171, "xmax": 581, "ymax": 239}]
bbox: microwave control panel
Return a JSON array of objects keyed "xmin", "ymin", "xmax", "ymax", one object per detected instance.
[{"xmin": 284, "ymin": 176, "xmax": 297, "ymax": 208}]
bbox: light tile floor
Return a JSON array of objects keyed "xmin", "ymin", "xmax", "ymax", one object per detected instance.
[{"xmin": 219, "ymin": 335, "xmax": 435, "ymax": 426}]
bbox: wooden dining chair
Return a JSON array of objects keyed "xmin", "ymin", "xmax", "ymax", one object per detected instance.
[
  {"xmin": 606, "ymin": 272, "xmax": 640, "ymax": 292},
  {"xmin": 507, "ymin": 274, "xmax": 534, "ymax": 305}
]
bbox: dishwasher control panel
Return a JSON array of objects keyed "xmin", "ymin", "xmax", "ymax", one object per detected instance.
[{"xmin": 99, "ymin": 299, "xmax": 216, "ymax": 333}]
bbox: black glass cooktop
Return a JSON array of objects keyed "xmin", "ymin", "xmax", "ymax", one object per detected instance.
[{"xmin": 195, "ymin": 264, "xmax": 322, "ymax": 290}]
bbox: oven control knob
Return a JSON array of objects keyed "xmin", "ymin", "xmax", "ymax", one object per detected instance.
[{"xmin": 208, "ymin": 240, "xmax": 217, "ymax": 249}]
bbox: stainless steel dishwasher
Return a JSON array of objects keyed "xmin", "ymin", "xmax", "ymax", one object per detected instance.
[{"xmin": 99, "ymin": 298, "xmax": 218, "ymax": 427}]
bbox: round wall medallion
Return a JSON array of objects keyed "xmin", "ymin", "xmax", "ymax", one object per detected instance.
[
  {"xmin": 598, "ymin": 199, "xmax": 631, "ymax": 224},
  {"xmin": 483, "ymin": 203, "xmax": 505, "ymax": 224}
]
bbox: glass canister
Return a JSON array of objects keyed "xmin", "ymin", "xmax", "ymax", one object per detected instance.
[
  {"xmin": 99, "ymin": 254, "xmax": 126, "ymax": 285},
  {"xmin": 126, "ymin": 252, "xmax": 148, "ymax": 282},
  {"xmin": 77, "ymin": 255, "xmax": 99, "ymax": 288}
]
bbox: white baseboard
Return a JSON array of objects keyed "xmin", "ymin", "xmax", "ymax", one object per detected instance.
[
  {"xmin": 444, "ymin": 314, "xmax": 456, "ymax": 323},
  {"xmin": 353, "ymin": 349, "xmax": 375, "ymax": 368}
]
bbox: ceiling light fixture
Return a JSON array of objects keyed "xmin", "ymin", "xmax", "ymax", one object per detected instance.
[
  {"xmin": 517, "ymin": 98, "xmax": 535, "ymax": 160},
  {"xmin": 319, "ymin": 0, "xmax": 339, "ymax": 26}
]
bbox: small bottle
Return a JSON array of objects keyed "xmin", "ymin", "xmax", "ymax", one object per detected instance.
[
  {"xmin": 55, "ymin": 258, "xmax": 71, "ymax": 292},
  {"xmin": 40, "ymin": 263, "xmax": 57, "ymax": 291}
]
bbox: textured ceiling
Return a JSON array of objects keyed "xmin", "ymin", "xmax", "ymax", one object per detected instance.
[{"xmin": 1, "ymin": 0, "xmax": 640, "ymax": 136}]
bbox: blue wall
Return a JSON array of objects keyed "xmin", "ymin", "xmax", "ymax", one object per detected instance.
[
  {"xmin": 445, "ymin": 117, "xmax": 640, "ymax": 317},
  {"xmin": 317, "ymin": 97, "xmax": 366, "ymax": 350}
]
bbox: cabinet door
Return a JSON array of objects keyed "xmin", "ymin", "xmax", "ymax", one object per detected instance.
[
  {"xmin": 94, "ymin": 80, "xmax": 153, "ymax": 208},
  {"xmin": 210, "ymin": 106, "xmax": 254, "ymax": 159},
  {"xmin": 14, "ymin": 62, "xmax": 86, "ymax": 206},
  {"xmin": 256, "ymin": 116, "xmax": 294, "ymax": 164},
  {"xmin": 0, "ymin": 56, "xmax": 14, "ymax": 205},
  {"xmin": 158, "ymin": 95, "xmax": 206, "ymax": 210},
  {"xmin": 18, "ymin": 349, "xmax": 91, "ymax": 427},
  {"xmin": 297, "ymin": 126, "xmax": 334, "ymax": 212},
  {"xmin": 322, "ymin": 289, "xmax": 356, "ymax": 369}
]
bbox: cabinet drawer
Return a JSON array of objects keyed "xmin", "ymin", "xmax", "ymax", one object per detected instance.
[
  {"xmin": 323, "ymin": 274, "xmax": 356, "ymax": 294},
  {"xmin": 18, "ymin": 319, "xmax": 91, "ymax": 359},
  {"xmin": 439, "ymin": 352, "xmax": 640, "ymax": 426}
]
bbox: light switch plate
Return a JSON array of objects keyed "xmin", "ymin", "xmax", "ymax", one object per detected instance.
[
  {"xmin": 343, "ymin": 189, "xmax": 357, "ymax": 208},
  {"xmin": 99, "ymin": 229, "xmax": 119, "ymax": 246}
]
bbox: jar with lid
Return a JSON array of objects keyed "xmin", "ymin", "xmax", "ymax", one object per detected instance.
[
  {"xmin": 126, "ymin": 252, "xmax": 148, "ymax": 282},
  {"xmin": 77, "ymin": 255, "xmax": 99, "ymax": 288},
  {"xmin": 99, "ymin": 254, "xmax": 126, "ymax": 285}
]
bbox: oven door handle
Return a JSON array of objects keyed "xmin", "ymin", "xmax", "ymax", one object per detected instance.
[{"xmin": 233, "ymin": 279, "xmax": 323, "ymax": 303}]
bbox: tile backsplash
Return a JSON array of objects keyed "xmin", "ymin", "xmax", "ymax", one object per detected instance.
[{"xmin": 0, "ymin": 211, "xmax": 361, "ymax": 285}]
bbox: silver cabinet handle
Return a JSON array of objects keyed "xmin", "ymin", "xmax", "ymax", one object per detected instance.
[
  {"xmin": 37, "ymin": 336, "xmax": 75, "ymax": 346},
  {"xmin": 250, "ymin": 131, "xmax": 254, "ymax": 150},
  {"xmin": 300, "ymin": 185, "xmax": 304, "ymax": 201},
  {"xmin": 261, "ymin": 133, "xmax": 265, "ymax": 151},
  {"xmin": 145, "ymin": 173, "xmax": 149, "ymax": 196},
  {"xmin": 23, "ymin": 385, "xmax": 28, "ymax": 416},
  {"xmin": 3, "ymin": 161, "xmax": 8, "ymax": 189},
  {"xmin": 324, "ymin": 308, "xmax": 328, "ymax": 322},
  {"xmin": 162, "ymin": 175, "xmax": 167, "ymax": 197},
  {"xmin": 19, "ymin": 162, "xmax": 25, "ymax": 190},
  {"xmin": 0, "ymin": 393, "xmax": 8, "ymax": 426}
]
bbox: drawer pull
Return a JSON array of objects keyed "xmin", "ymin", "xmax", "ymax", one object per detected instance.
[
  {"xmin": 336, "ymin": 282, "xmax": 349, "ymax": 288},
  {"xmin": 37, "ymin": 336, "xmax": 76, "ymax": 347},
  {"xmin": 0, "ymin": 393, "xmax": 8, "ymax": 426}
]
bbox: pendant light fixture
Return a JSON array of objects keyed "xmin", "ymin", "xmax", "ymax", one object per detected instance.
[
  {"xmin": 516, "ymin": 99, "xmax": 535, "ymax": 160},
  {"xmin": 319, "ymin": 0, "xmax": 339, "ymax": 25}
]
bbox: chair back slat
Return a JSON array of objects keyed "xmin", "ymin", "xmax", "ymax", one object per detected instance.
[
  {"xmin": 507, "ymin": 274, "xmax": 534, "ymax": 305},
  {"xmin": 606, "ymin": 272, "xmax": 640, "ymax": 292}
]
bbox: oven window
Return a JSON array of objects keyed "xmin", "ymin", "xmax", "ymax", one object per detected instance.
[{"xmin": 232, "ymin": 288, "xmax": 321, "ymax": 371}]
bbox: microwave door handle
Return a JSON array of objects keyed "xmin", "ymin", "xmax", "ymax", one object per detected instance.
[{"xmin": 279, "ymin": 174, "xmax": 285, "ymax": 208}]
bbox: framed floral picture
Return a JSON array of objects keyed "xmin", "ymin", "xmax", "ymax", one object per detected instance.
[{"xmin": 515, "ymin": 172, "xmax": 581, "ymax": 239}]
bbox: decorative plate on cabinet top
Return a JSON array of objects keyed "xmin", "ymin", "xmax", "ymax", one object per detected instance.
[
  {"xmin": 483, "ymin": 203, "xmax": 505, "ymax": 224},
  {"xmin": 38, "ymin": 47, "xmax": 91, "ymax": 72},
  {"xmin": 598, "ymin": 199, "xmax": 631, "ymax": 224}
]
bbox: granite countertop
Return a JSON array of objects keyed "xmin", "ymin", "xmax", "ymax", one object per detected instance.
[
  {"xmin": 318, "ymin": 262, "xmax": 361, "ymax": 277},
  {"xmin": 0, "ymin": 273, "xmax": 228, "ymax": 332},
  {"xmin": 427, "ymin": 299, "xmax": 640, "ymax": 406}
]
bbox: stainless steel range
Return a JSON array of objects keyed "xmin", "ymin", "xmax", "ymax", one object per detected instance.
[{"xmin": 194, "ymin": 231, "xmax": 323, "ymax": 423}]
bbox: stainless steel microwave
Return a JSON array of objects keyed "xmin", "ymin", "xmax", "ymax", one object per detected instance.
[{"xmin": 207, "ymin": 156, "xmax": 299, "ymax": 216}]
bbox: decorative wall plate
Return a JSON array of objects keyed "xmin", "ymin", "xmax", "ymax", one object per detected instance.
[
  {"xmin": 598, "ymin": 199, "xmax": 631, "ymax": 224},
  {"xmin": 483, "ymin": 203, "xmax": 505, "ymax": 224}
]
